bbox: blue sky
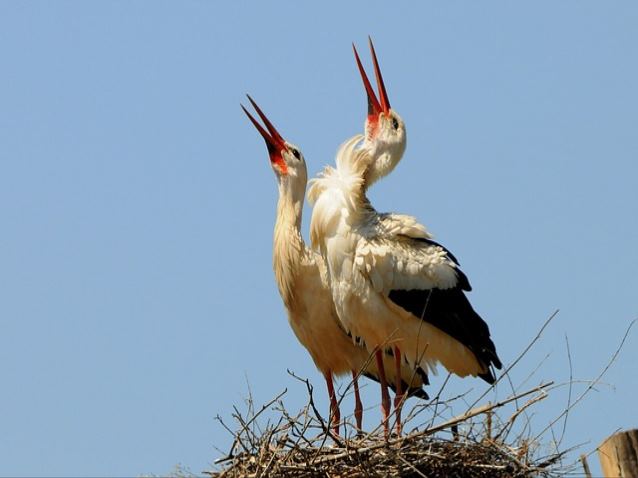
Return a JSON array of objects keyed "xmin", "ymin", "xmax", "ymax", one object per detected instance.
[{"xmin": 1, "ymin": 1, "xmax": 637, "ymax": 476}]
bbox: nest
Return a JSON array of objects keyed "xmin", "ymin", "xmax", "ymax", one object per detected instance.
[
  {"xmin": 211, "ymin": 433, "xmax": 548, "ymax": 478},
  {"xmin": 207, "ymin": 313, "xmax": 635, "ymax": 477},
  {"xmin": 208, "ymin": 378, "xmax": 565, "ymax": 478}
]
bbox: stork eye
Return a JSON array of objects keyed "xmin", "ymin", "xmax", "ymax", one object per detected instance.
[
  {"xmin": 292, "ymin": 148, "xmax": 301, "ymax": 160},
  {"xmin": 392, "ymin": 117, "xmax": 399, "ymax": 130}
]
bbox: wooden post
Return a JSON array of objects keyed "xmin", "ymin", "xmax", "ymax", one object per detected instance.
[
  {"xmin": 599, "ymin": 429, "xmax": 638, "ymax": 477},
  {"xmin": 580, "ymin": 453, "xmax": 592, "ymax": 478}
]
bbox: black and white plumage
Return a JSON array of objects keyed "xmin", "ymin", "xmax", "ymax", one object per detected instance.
[
  {"xmin": 308, "ymin": 40, "xmax": 501, "ymax": 438},
  {"xmin": 242, "ymin": 96, "xmax": 427, "ymax": 435},
  {"xmin": 308, "ymin": 135, "xmax": 502, "ymax": 386}
]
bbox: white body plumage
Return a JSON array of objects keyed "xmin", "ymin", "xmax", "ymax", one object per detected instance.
[
  {"xmin": 272, "ymin": 147, "xmax": 429, "ymax": 392},
  {"xmin": 242, "ymin": 98, "xmax": 427, "ymax": 424},
  {"xmin": 272, "ymin": 185, "xmax": 370, "ymax": 377},
  {"xmin": 308, "ymin": 136, "xmax": 499, "ymax": 380}
]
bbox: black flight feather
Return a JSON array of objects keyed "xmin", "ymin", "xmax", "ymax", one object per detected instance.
[{"xmin": 388, "ymin": 287, "xmax": 502, "ymax": 384}]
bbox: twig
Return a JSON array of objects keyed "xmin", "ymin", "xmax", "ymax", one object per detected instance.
[
  {"xmin": 517, "ymin": 352, "xmax": 552, "ymax": 391},
  {"xmin": 238, "ymin": 388, "xmax": 287, "ymax": 437},
  {"xmin": 493, "ymin": 391, "xmax": 548, "ymax": 442},
  {"xmin": 425, "ymin": 373, "xmax": 452, "ymax": 429},
  {"xmin": 396, "ymin": 454, "xmax": 428, "ymax": 478},
  {"xmin": 256, "ymin": 417, "xmax": 286, "ymax": 478},
  {"xmin": 419, "ymin": 382, "xmax": 552, "ymax": 440},
  {"xmin": 558, "ymin": 335, "xmax": 574, "ymax": 449},
  {"xmin": 215, "ymin": 388, "xmax": 287, "ymax": 463},
  {"xmin": 214, "ymin": 414, "xmax": 250, "ymax": 458},
  {"xmin": 286, "ymin": 370, "xmax": 345, "ymax": 450},
  {"xmin": 469, "ymin": 310, "xmax": 559, "ymax": 410},
  {"xmin": 533, "ymin": 319, "xmax": 636, "ymax": 442}
]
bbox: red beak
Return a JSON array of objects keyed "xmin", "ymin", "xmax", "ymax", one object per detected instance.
[
  {"xmin": 353, "ymin": 37, "xmax": 391, "ymax": 119},
  {"xmin": 353, "ymin": 43, "xmax": 382, "ymax": 118},
  {"xmin": 368, "ymin": 36, "xmax": 391, "ymax": 115},
  {"xmin": 241, "ymin": 95, "xmax": 287, "ymax": 164}
]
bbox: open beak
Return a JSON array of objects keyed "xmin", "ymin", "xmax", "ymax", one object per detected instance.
[
  {"xmin": 353, "ymin": 43, "xmax": 382, "ymax": 118},
  {"xmin": 368, "ymin": 37, "xmax": 391, "ymax": 115},
  {"xmin": 353, "ymin": 37, "xmax": 391, "ymax": 119},
  {"xmin": 241, "ymin": 95, "xmax": 289, "ymax": 169}
]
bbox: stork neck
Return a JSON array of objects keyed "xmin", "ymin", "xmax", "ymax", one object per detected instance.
[
  {"xmin": 362, "ymin": 129, "xmax": 406, "ymax": 190},
  {"xmin": 272, "ymin": 183, "xmax": 306, "ymax": 308},
  {"xmin": 276, "ymin": 181, "xmax": 304, "ymax": 231}
]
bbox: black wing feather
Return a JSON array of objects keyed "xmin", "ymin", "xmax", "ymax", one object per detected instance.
[
  {"xmin": 388, "ymin": 287, "xmax": 502, "ymax": 384},
  {"xmin": 381, "ymin": 222, "xmax": 499, "ymax": 383}
]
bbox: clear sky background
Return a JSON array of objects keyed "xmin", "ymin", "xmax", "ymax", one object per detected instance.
[{"xmin": 1, "ymin": 2, "xmax": 637, "ymax": 476}]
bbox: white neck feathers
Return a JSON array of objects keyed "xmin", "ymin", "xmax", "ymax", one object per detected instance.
[{"xmin": 273, "ymin": 183, "xmax": 306, "ymax": 308}]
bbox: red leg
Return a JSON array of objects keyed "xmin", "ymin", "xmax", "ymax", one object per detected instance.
[
  {"xmin": 352, "ymin": 370, "xmax": 363, "ymax": 432},
  {"xmin": 324, "ymin": 372, "xmax": 340, "ymax": 436},
  {"xmin": 393, "ymin": 346, "xmax": 404, "ymax": 436},
  {"xmin": 375, "ymin": 350, "xmax": 390, "ymax": 439}
]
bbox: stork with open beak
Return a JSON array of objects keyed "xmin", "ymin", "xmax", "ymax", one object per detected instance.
[
  {"xmin": 353, "ymin": 38, "xmax": 407, "ymax": 188},
  {"xmin": 308, "ymin": 40, "xmax": 502, "ymax": 438},
  {"xmin": 242, "ymin": 96, "xmax": 427, "ymax": 436}
]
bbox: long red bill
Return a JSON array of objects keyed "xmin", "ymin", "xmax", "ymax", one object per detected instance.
[
  {"xmin": 241, "ymin": 95, "xmax": 286, "ymax": 158},
  {"xmin": 368, "ymin": 36, "xmax": 391, "ymax": 115},
  {"xmin": 353, "ymin": 43, "xmax": 382, "ymax": 118}
]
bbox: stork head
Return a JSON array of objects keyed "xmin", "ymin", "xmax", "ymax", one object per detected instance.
[
  {"xmin": 353, "ymin": 38, "xmax": 407, "ymax": 187},
  {"xmin": 241, "ymin": 95, "xmax": 307, "ymax": 190}
]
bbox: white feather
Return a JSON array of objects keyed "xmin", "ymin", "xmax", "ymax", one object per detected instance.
[
  {"xmin": 308, "ymin": 134, "xmax": 487, "ymax": 379},
  {"xmin": 271, "ymin": 139, "xmax": 426, "ymax": 390}
]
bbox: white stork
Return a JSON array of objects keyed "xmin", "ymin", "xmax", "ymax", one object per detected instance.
[
  {"xmin": 308, "ymin": 41, "xmax": 502, "ymax": 437},
  {"xmin": 242, "ymin": 96, "xmax": 427, "ymax": 435}
]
